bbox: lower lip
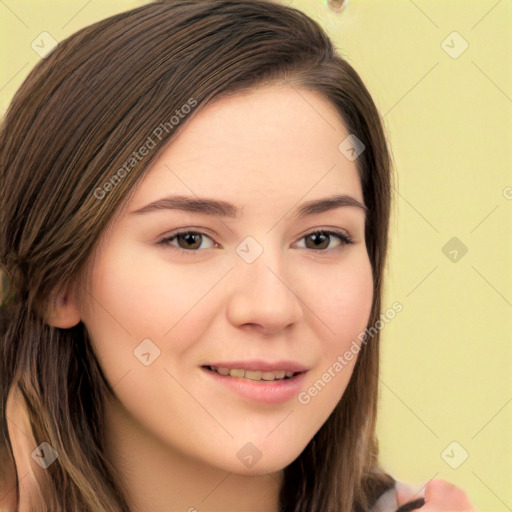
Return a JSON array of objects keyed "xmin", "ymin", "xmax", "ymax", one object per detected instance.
[{"xmin": 201, "ymin": 367, "xmax": 307, "ymax": 404}]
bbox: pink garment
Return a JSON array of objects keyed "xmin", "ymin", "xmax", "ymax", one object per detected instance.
[{"xmin": 370, "ymin": 480, "xmax": 426, "ymax": 512}]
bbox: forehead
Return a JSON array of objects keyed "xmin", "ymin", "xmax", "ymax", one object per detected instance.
[{"xmin": 127, "ymin": 86, "xmax": 363, "ymax": 212}]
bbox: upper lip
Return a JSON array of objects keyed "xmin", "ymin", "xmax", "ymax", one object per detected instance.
[{"xmin": 203, "ymin": 359, "xmax": 309, "ymax": 373}]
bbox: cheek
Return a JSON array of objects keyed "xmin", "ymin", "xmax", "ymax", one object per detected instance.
[
  {"xmin": 335, "ymin": 262, "xmax": 373, "ymax": 334},
  {"xmin": 84, "ymin": 244, "xmax": 216, "ymax": 334},
  {"xmin": 79, "ymin": 242, "xmax": 231, "ymax": 378},
  {"xmin": 312, "ymin": 252, "xmax": 374, "ymax": 341},
  {"xmin": 299, "ymin": 252, "xmax": 373, "ymax": 409}
]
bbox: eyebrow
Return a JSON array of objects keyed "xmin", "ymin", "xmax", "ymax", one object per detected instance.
[{"xmin": 130, "ymin": 193, "xmax": 367, "ymax": 218}]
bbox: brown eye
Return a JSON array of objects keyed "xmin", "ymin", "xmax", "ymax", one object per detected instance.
[
  {"xmin": 298, "ymin": 230, "xmax": 353, "ymax": 251},
  {"xmin": 305, "ymin": 232, "xmax": 330, "ymax": 250},
  {"xmin": 159, "ymin": 231, "xmax": 216, "ymax": 252},
  {"xmin": 175, "ymin": 233, "xmax": 202, "ymax": 250}
]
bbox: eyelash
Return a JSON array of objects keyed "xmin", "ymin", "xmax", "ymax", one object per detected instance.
[{"xmin": 157, "ymin": 228, "xmax": 353, "ymax": 255}]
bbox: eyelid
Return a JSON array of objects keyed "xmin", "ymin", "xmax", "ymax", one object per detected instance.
[
  {"xmin": 157, "ymin": 228, "xmax": 217, "ymax": 250},
  {"xmin": 293, "ymin": 227, "xmax": 353, "ymax": 249},
  {"xmin": 298, "ymin": 226, "xmax": 353, "ymax": 242}
]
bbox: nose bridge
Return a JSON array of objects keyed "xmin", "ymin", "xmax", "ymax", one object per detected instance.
[
  {"xmin": 226, "ymin": 236, "xmax": 303, "ymax": 330},
  {"xmin": 239, "ymin": 239, "xmax": 292, "ymax": 299}
]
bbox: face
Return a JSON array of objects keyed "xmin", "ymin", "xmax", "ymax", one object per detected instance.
[{"xmin": 77, "ymin": 85, "xmax": 373, "ymax": 475}]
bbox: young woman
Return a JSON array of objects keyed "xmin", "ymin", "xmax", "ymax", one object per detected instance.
[{"xmin": 0, "ymin": 1, "xmax": 478, "ymax": 511}]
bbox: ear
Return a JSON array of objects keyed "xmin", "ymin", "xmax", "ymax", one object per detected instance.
[{"xmin": 45, "ymin": 283, "xmax": 81, "ymax": 329}]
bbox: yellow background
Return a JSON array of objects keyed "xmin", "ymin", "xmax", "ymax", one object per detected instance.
[{"xmin": 1, "ymin": 1, "xmax": 511, "ymax": 510}]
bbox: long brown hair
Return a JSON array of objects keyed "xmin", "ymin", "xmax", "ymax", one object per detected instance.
[{"xmin": 0, "ymin": 1, "xmax": 397, "ymax": 510}]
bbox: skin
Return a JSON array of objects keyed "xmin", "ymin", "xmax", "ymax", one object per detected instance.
[
  {"xmin": 398, "ymin": 479, "xmax": 478, "ymax": 511},
  {"xmin": 47, "ymin": 86, "xmax": 478, "ymax": 512}
]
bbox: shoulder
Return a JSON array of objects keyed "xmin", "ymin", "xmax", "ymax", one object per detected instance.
[{"xmin": 369, "ymin": 480, "xmax": 425, "ymax": 512}]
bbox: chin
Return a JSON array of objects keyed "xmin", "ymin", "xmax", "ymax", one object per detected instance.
[
  {"xmin": 226, "ymin": 444, "xmax": 305, "ymax": 476},
  {"xmin": 230, "ymin": 460, "xmax": 289, "ymax": 477}
]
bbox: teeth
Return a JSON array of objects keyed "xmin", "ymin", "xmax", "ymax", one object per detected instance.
[
  {"xmin": 244, "ymin": 370, "xmax": 262, "ymax": 381},
  {"xmin": 209, "ymin": 366, "xmax": 296, "ymax": 381}
]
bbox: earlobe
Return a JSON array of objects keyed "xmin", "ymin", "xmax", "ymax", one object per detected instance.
[{"xmin": 45, "ymin": 285, "xmax": 81, "ymax": 329}]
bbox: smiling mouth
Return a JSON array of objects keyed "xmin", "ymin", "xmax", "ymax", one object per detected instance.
[{"xmin": 202, "ymin": 365, "xmax": 300, "ymax": 382}]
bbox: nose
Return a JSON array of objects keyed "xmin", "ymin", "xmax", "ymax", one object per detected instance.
[{"xmin": 226, "ymin": 250, "xmax": 304, "ymax": 335}]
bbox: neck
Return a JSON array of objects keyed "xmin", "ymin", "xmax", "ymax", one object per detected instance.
[{"xmin": 103, "ymin": 393, "xmax": 283, "ymax": 512}]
